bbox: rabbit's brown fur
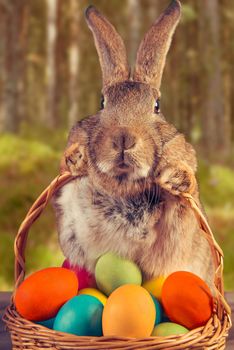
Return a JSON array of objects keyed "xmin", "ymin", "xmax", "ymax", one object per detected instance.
[{"xmin": 53, "ymin": 1, "xmax": 215, "ymax": 291}]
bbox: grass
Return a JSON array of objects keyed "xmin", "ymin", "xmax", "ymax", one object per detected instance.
[{"xmin": 0, "ymin": 133, "xmax": 233, "ymax": 291}]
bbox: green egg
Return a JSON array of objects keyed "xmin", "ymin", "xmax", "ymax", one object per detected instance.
[
  {"xmin": 95, "ymin": 253, "xmax": 142, "ymax": 295},
  {"xmin": 152, "ymin": 322, "xmax": 189, "ymax": 337}
]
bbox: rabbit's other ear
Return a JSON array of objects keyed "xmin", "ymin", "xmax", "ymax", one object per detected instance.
[
  {"xmin": 133, "ymin": 0, "xmax": 181, "ymax": 90},
  {"xmin": 85, "ymin": 6, "xmax": 130, "ymax": 89}
]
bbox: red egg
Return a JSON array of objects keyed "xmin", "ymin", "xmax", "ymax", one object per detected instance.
[
  {"xmin": 15, "ymin": 267, "xmax": 78, "ymax": 321},
  {"xmin": 62, "ymin": 259, "xmax": 96, "ymax": 290}
]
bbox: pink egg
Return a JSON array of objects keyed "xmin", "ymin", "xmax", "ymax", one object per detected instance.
[{"xmin": 62, "ymin": 259, "xmax": 96, "ymax": 290}]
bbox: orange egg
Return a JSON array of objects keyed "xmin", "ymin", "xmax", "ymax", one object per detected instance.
[
  {"xmin": 102, "ymin": 284, "xmax": 155, "ymax": 338},
  {"xmin": 162, "ymin": 271, "xmax": 213, "ymax": 329},
  {"xmin": 14, "ymin": 267, "xmax": 78, "ymax": 321}
]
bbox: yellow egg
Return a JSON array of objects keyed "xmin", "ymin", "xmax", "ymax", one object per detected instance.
[
  {"xmin": 142, "ymin": 276, "xmax": 166, "ymax": 301},
  {"xmin": 78, "ymin": 288, "xmax": 107, "ymax": 305}
]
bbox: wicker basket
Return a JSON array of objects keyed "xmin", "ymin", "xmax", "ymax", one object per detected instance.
[{"xmin": 3, "ymin": 172, "xmax": 232, "ymax": 349}]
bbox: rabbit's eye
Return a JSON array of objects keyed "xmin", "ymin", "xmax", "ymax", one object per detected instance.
[
  {"xmin": 154, "ymin": 99, "xmax": 160, "ymax": 114},
  {"xmin": 100, "ymin": 95, "xmax": 105, "ymax": 110}
]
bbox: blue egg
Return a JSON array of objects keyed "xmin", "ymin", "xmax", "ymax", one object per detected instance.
[
  {"xmin": 162, "ymin": 311, "xmax": 171, "ymax": 322},
  {"xmin": 53, "ymin": 295, "xmax": 103, "ymax": 336},
  {"xmin": 36, "ymin": 317, "xmax": 55, "ymax": 329},
  {"xmin": 151, "ymin": 294, "xmax": 163, "ymax": 325}
]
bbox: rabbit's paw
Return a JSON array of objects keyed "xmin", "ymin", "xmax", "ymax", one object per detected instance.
[
  {"xmin": 65, "ymin": 142, "xmax": 88, "ymax": 176},
  {"xmin": 156, "ymin": 164, "xmax": 196, "ymax": 195}
]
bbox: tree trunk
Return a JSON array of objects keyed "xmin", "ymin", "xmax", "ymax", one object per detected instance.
[
  {"xmin": 180, "ymin": 1, "xmax": 198, "ymax": 142},
  {"xmin": 46, "ymin": 0, "xmax": 57, "ymax": 128},
  {"xmin": 0, "ymin": 0, "xmax": 28, "ymax": 133},
  {"xmin": 68, "ymin": 0, "xmax": 80, "ymax": 127},
  {"xmin": 0, "ymin": 1, "xmax": 7, "ymax": 132},
  {"xmin": 160, "ymin": 0, "xmax": 179, "ymax": 129},
  {"xmin": 220, "ymin": 0, "xmax": 232, "ymax": 160},
  {"xmin": 127, "ymin": 0, "xmax": 141, "ymax": 69},
  {"xmin": 146, "ymin": 0, "xmax": 159, "ymax": 23},
  {"xmin": 199, "ymin": 0, "xmax": 226, "ymax": 160}
]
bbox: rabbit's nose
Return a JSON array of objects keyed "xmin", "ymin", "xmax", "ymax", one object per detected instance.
[{"xmin": 112, "ymin": 132, "xmax": 136, "ymax": 151}]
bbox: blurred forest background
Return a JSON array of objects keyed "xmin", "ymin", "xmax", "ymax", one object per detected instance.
[{"xmin": 0, "ymin": 0, "xmax": 234, "ymax": 291}]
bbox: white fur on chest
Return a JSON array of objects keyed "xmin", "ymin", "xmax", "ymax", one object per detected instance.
[{"xmin": 55, "ymin": 177, "xmax": 156, "ymax": 270}]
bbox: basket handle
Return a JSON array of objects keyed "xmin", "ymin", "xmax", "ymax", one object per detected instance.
[
  {"xmin": 14, "ymin": 172, "xmax": 75, "ymax": 289},
  {"xmin": 13, "ymin": 172, "xmax": 231, "ymax": 317},
  {"xmin": 180, "ymin": 193, "xmax": 231, "ymax": 317}
]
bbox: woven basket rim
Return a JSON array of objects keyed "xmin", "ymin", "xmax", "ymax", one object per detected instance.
[{"xmin": 3, "ymin": 302, "xmax": 231, "ymax": 349}]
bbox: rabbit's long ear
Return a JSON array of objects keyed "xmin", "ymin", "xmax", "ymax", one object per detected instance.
[
  {"xmin": 85, "ymin": 6, "xmax": 130, "ymax": 89},
  {"xmin": 133, "ymin": 0, "xmax": 181, "ymax": 90}
]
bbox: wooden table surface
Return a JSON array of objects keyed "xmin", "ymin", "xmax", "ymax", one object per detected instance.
[{"xmin": 0, "ymin": 291, "xmax": 233, "ymax": 349}]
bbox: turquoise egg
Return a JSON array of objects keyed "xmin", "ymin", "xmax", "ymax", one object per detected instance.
[
  {"xmin": 151, "ymin": 294, "xmax": 163, "ymax": 325},
  {"xmin": 152, "ymin": 322, "xmax": 189, "ymax": 336},
  {"xmin": 162, "ymin": 311, "xmax": 170, "ymax": 322},
  {"xmin": 36, "ymin": 317, "xmax": 55, "ymax": 329},
  {"xmin": 53, "ymin": 295, "xmax": 103, "ymax": 336}
]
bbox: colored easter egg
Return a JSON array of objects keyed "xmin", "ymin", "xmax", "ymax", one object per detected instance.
[
  {"xmin": 95, "ymin": 253, "xmax": 142, "ymax": 295},
  {"xmin": 142, "ymin": 276, "xmax": 166, "ymax": 301},
  {"xmin": 15, "ymin": 267, "xmax": 78, "ymax": 321},
  {"xmin": 161, "ymin": 271, "xmax": 213, "ymax": 329},
  {"xmin": 78, "ymin": 288, "xmax": 107, "ymax": 305},
  {"xmin": 36, "ymin": 317, "xmax": 55, "ymax": 329},
  {"xmin": 62, "ymin": 259, "xmax": 96, "ymax": 289},
  {"xmin": 102, "ymin": 284, "xmax": 155, "ymax": 338},
  {"xmin": 53, "ymin": 295, "xmax": 103, "ymax": 336},
  {"xmin": 162, "ymin": 311, "xmax": 170, "ymax": 322},
  {"xmin": 151, "ymin": 294, "xmax": 163, "ymax": 325},
  {"xmin": 152, "ymin": 322, "xmax": 189, "ymax": 336}
]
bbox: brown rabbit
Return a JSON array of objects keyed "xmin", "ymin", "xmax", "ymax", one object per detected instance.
[{"xmin": 53, "ymin": 0, "xmax": 215, "ymax": 291}]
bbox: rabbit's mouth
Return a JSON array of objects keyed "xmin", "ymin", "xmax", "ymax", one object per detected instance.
[
  {"xmin": 114, "ymin": 160, "xmax": 134, "ymax": 175},
  {"xmin": 116, "ymin": 161, "xmax": 130, "ymax": 170},
  {"xmin": 97, "ymin": 158, "xmax": 149, "ymax": 181},
  {"xmin": 94, "ymin": 145, "xmax": 153, "ymax": 184},
  {"xmin": 114, "ymin": 163, "xmax": 147, "ymax": 183},
  {"xmin": 90, "ymin": 156, "xmax": 153, "ymax": 197}
]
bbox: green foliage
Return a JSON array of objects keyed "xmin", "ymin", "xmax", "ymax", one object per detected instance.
[
  {"xmin": 198, "ymin": 161, "xmax": 234, "ymax": 208},
  {"xmin": 0, "ymin": 133, "xmax": 63, "ymax": 290},
  {"xmin": 25, "ymin": 243, "xmax": 64, "ymax": 278},
  {"xmin": 0, "ymin": 134, "xmax": 57, "ymax": 171},
  {"xmin": 0, "ymin": 233, "xmax": 15, "ymax": 287},
  {"xmin": 181, "ymin": 4, "xmax": 197, "ymax": 24},
  {"xmin": 197, "ymin": 161, "xmax": 234, "ymax": 290}
]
